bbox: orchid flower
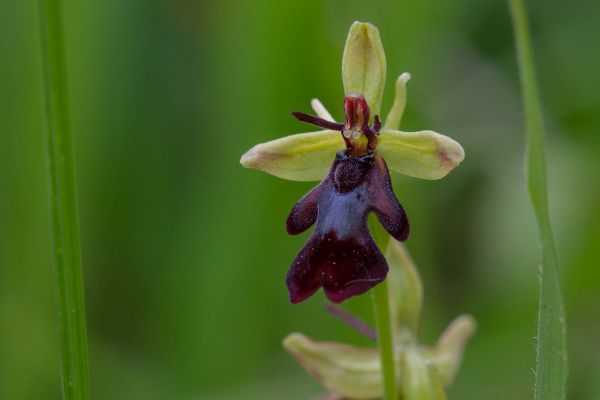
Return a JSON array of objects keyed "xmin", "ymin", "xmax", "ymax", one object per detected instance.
[{"xmin": 241, "ymin": 22, "xmax": 464, "ymax": 304}]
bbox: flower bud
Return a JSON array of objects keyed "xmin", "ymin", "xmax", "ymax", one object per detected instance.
[
  {"xmin": 283, "ymin": 333, "xmax": 396, "ymax": 399},
  {"xmin": 385, "ymin": 239, "xmax": 423, "ymax": 334},
  {"xmin": 402, "ymin": 346, "xmax": 447, "ymax": 400},
  {"xmin": 424, "ymin": 315, "xmax": 476, "ymax": 387}
]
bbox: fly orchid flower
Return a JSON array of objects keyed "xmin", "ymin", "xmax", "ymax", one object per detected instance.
[{"xmin": 241, "ymin": 22, "xmax": 464, "ymax": 303}]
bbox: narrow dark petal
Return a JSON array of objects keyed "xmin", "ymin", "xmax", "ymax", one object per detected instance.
[
  {"xmin": 367, "ymin": 156, "xmax": 409, "ymax": 241},
  {"xmin": 291, "ymin": 112, "xmax": 344, "ymax": 131},
  {"xmin": 287, "ymin": 181, "xmax": 325, "ymax": 235}
]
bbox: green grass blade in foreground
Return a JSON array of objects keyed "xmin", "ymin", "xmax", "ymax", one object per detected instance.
[
  {"xmin": 508, "ymin": 1, "xmax": 567, "ymax": 399},
  {"xmin": 37, "ymin": 0, "xmax": 90, "ymax": 398}
]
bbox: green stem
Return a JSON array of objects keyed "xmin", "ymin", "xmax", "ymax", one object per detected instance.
[
  {"xmin": 508, "ymin": 1, "xmax": 567, "ymax": 399},
  {"xmin": 37, "ymin": 1, "xmax": 90, "ymax": 399},
  {"xmin": 369, "ymin": 216, "xmax": 397, "ymax": 400},
  {"xmin": 373, "ymin": 281, "xmax": 398, "ymax": 400}
]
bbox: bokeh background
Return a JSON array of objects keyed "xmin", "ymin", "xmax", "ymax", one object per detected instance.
[{"xmin": 1, "ymin": 0, "xmax": 599, "ymax": 399}]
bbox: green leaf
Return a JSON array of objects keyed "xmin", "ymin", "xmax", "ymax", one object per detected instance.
[
  {"xmin": 378, "ymin": 129, "xmax": 465, "ymax": 180},
  {"xmin": 37, "ymin": 0, "xmax": 90, "ymax": 399},
  {"xmin": 508, "ymin": 1, "xmax": 568, "ymax": 399},
  {"xmin": 342, "ymin": 22, "xmax": 386, "ymax": 119},
  {"xmin": 240, "ymin": 130, "xmax": 342, "ymax": 181}
]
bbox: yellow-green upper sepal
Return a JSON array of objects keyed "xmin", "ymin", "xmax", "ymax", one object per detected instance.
[
  {"xmin": 377, "ymin": 129, "xmax": 465, "ymax": 180},
  {"xmin": 342, "ymin": 22, "xmax": 386, "ymax": 119},
  {"xmin": 240, "ymin": 130, "xmax": 343, "ymax": 181}
]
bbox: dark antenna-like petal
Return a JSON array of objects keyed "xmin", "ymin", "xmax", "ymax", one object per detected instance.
[
  {"xmin": 291, "ymin": 112, "xmax": 345, "ymax": 131},
  {"xmin": 325, "ymin": 304, "xmax": 377, "ymax": 341}
]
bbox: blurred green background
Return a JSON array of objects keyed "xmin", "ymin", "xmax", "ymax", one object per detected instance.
[{"xmin": 1, "ymin": 0, "xmax": 599, "ymax": 399}]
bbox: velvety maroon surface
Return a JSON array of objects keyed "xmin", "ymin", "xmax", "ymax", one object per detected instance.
[{"xmin": 286, "ymin": 152, "xmax": 409, "ymax": 303}]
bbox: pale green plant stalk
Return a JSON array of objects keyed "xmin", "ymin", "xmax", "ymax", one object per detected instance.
[
  {"xmin": 370, "ymin": 218, "xmax": 398, "ymax": 400},
  {"xmin": 372, "ymin": 282, "xmax": 398, "ymax": 400},
  {"xmin": 37, "ymin": 0, "xmax": 90, "ymax": 399},
  {"xmin": 508, "ymin": 1, "xmax": 567, "ymax": 399}
]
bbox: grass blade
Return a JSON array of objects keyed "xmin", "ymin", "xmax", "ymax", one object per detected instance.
[
  {"xmin": 37, "ymin": 0, "xmax": 90, "ymax": 398},
  {"xmin": 508, "ymin": 1, "xmax": 567, "ymax": 399}
]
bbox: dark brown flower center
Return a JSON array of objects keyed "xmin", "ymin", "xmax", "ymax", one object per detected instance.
[{"xmin": 333, "ymin": 151, "xmax": 373, "ymax": 193}]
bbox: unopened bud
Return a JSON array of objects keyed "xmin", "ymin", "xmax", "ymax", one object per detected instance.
[{"xmin": 283, "ymin": 333, "xmax": 396, "ymax": 399}]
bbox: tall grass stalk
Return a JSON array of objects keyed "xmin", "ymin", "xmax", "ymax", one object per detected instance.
[
  {"xmin": 37, "ymin": 0, "xmax": 90, "ymax": 398},
  {"xmin": 508, "ymin": 1, "xmax": 567, "ymax": 399}
]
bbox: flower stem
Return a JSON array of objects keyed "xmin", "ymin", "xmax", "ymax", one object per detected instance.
[
  {"xmin": 37, "ymin": 0, "xmax": 90, "ymax": 399},
  {"xmin": 508, "ymin": 1, "xmax": 567, "ymax": 399},
  {"xmin": 372, "ymin": 281, "xmax": 398, "ymax": 400},
  {"xmin": 369, "ymin": 216, "xmax": 397, "ymax": 400}
]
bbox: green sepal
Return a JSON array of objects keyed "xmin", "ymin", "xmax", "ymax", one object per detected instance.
[
  {"xmin": 378, "ymin": 129, "xmax": 465, "ymax": 180},
  {"xmin": 240, "ymin": 130, "xmax": 342, "ymax": 181},
  {"xmin": 342, "ymin": 22, "xmax": 386, "ymax": 119}
]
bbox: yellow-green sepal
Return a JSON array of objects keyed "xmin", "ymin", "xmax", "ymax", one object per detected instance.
[
  {"xmin": 377, "ymin": 129, "xmax": 465, "ymax": 180},
  {"xmin": 342, "ymin": 22, "xmax": 386, "ymax": 119},
  {"xmin": 240, "ymin": 130, "xmax": 343, "ymax": 181}
]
